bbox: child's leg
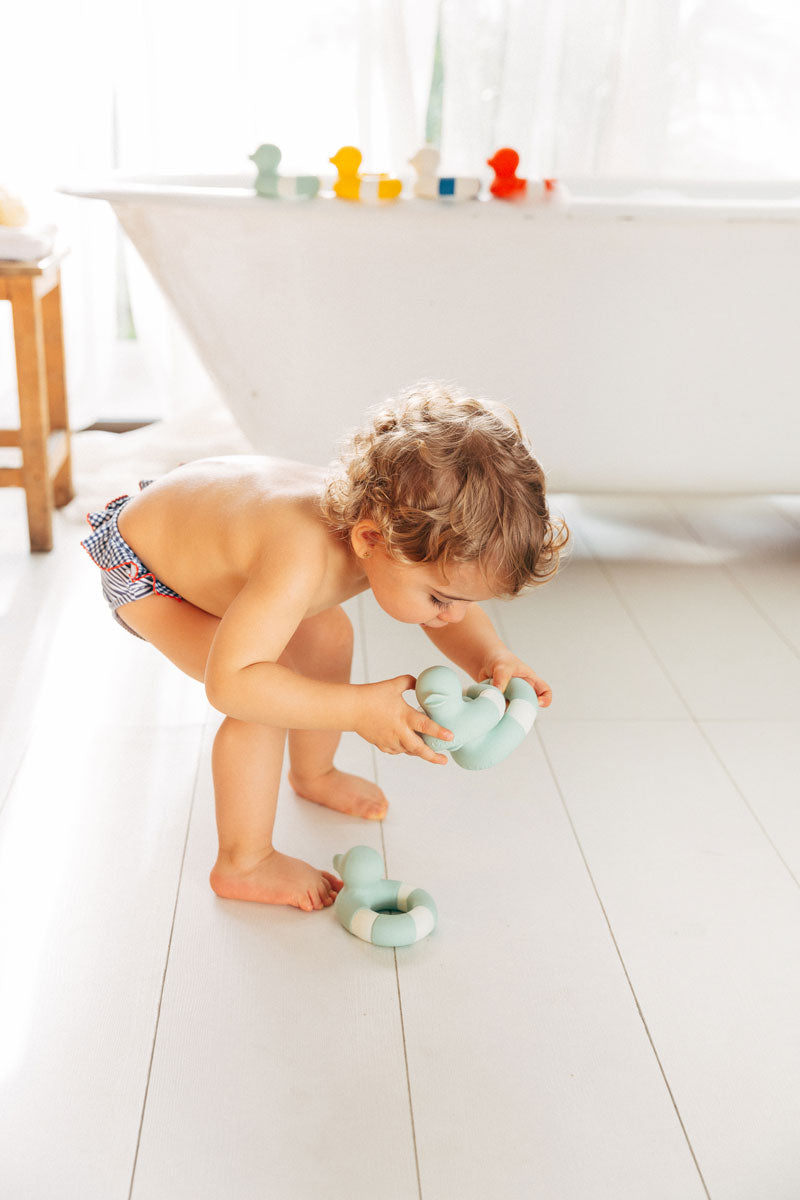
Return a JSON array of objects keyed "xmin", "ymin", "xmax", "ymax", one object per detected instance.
[
  {"xmin": 209, "ymin": 716, "xmax": 339, "ymax": 910},
  {"xmin": 115, "ymin": 595, "xmax": 340, "ymax": 909},
  {"xmin": 282, "ymin": 605, "xmax": 388, "ymax": 820}
]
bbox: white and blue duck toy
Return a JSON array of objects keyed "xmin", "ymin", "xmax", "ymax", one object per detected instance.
[
  {"xmin": 333, "ymin": 846, "xmax": 437, "ymax": 947},
  {"xmin": 415, "ymin": 664, "xmax": 538, "ymax": 770},
  {"xmin": 408, "ymin": 146, "xmax": 480, "ymax": 201}
]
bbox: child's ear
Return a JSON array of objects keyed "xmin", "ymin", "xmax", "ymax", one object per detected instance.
[{"xmin": 351, "ymin": 520, "xmax": 384, "ymax": 559}]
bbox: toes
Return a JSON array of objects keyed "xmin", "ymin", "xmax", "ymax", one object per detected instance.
[
  {"xmin": 318, "ymin": 873, "xmax": 342, "ymax": 907},
  {"xmin": 296, "ymin": 872, "xmax": 341, "ymax": 911},
  {"xmin": 322, "ymin": 877, "xmax": 338, "ymax": 906}
]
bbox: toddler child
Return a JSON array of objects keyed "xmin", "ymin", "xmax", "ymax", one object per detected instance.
[{"xmin": 82, "ymin": 383, "xmax": 568, "ymax": 911}]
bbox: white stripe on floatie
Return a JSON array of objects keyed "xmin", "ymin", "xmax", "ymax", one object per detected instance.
[
  {"xmin": 350, "ymin": 908, "xmax": 379, "ymax": 940},
  {"xmin": 477, "ymin": 688, "xmax": 506, "ymax": 718},
  {"xmin": 359, "ymin": 178, "xmax": 388, "ymax": 202},
  {"xmin": 396, "ymin": 882, "xmax": 415, "ymax": 910},
  {"xmin": 453, "ymin": 177, "xmax": 480, "ymax": 199},
  {"xmin": 507, "ymin": 697, "xmax": 537, "ymax": 733},
  {"xmin": 410, "ymin": 906, "xmax": 436, "ymax": 938}
]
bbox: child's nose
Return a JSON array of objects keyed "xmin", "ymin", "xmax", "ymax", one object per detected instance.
[{"xmin": 443, "ymin": 604, "xmax": 467, "ymax": 623}]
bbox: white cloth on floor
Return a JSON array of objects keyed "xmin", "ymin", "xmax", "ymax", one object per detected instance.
[{"xmin": 63, "ymin": 395, "xmax": 254, "ymax": 522}]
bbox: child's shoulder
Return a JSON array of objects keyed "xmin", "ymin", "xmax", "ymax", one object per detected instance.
[
  {"xmin": 169, "ymin": 453, "xmax": 322, "ymax": 490},
  {"xmin": 227, "ymin": 455, "xmax": 344, "ymax": 565},
  {"xmin": 159, "ymin": 454, "xmax": 327, "ymax": 511}
]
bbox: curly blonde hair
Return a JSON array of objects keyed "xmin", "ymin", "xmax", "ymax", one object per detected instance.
[{"xmin": 320, "ymin": 382, "xmax": 569, "ymax": 596}]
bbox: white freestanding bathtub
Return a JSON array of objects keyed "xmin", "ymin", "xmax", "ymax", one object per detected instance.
[{"xmin": 63, "ymin": 176, "xmax": 800, "ymax": 492}]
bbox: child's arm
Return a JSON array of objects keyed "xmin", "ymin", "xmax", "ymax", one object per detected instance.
[
  {"xmin": 204, "ymin": 547, "xmax": 454, "ymax": 762},
  {"xmin": 421, "ymin": 604, "xmax": 552, "ymax": 707}
]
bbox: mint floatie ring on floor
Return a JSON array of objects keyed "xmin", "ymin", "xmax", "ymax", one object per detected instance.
[
  {"xmin": 333, "ymin": 846, "xmax": 437, "ymax": 947},
  {"xmin": 415, "ymin": 665, "xmax": 538, "ymax": 770}
]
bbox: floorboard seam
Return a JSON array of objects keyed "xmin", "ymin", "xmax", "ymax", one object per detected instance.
[
  {"xmin": 467, "ymin": 594, "xmax": 710, "ymax": 1194},
  {"xmin": 0, "ymin": 731, "xmax": 32, "ymax": 822},
  {"xmin": 391, "ymin": 935, "xmax": 424, "ymax": 1199},
  {"xmin": 363, "ymin": 596, "xmax": 424, "ymax": 1198},
  {"xmin": 657, "ymin": 503, "xmax": 800, "ymax": 889},
  {"xmin": 694, "ymin": 722, "xmax": 800, "ymax": 890},
  {"xmin": 667, "ymin": 502, "xmax": 800, "ymax": 663},
  {"xmin": 583, "ymin": 542, "xmax": 800, "ymax": 893},
  {"xmin": 127, "ymin": 721, "xmax": 206, "ymax": 1200},
  {"xmin": 537, "ymin": 729, "xmax": 712, "ymax": 1200},
  {"xmin": 393, "ymin": 960, "xmax": 424, "ymax": 1200}
]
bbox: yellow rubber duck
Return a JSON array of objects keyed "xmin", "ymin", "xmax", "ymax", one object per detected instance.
[{"xmin": 329, "ymin": 146, "xmax": 402, "ymax": 202}]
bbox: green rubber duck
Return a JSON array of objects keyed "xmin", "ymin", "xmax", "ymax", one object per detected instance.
[{"xmin": 250, "ymin": 144, "xmax": 319, "ymax": 199}]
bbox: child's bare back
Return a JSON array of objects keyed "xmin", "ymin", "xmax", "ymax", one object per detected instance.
[{"xmin": 117, "ymin": 455, "xmax": 362, "ymax": 621}]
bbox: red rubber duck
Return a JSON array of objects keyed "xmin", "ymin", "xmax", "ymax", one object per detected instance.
[{"xmin": 487, "ymin": 148, "xmax": 527, "ymax": 199}]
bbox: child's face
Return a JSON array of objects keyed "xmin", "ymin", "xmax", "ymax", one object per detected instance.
[{"xmin": 360, "ymin": 545, "xmax": 496, "ymax": 628}]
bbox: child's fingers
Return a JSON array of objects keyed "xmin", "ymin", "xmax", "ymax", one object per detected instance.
[
  {"xmin": 403, "ymin": 732, "xmax": 449, "ymax": 765},
  {"xmin": 416, "ymin": 715, "xmax": 453, "ymax": 743},
  {"xmin": 492, "ymin": 670, "xmax": 553, "ymax": 708},
  {"xmin": 413, "ymin": 743, "xmax": 449, "ymax": 765}
]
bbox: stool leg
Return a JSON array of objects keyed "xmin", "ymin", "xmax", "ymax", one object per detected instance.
[
  {"xmin": 42, "ymin": 279, "xmax": 74, "ymax": 508},
  {"xmin": 11, "ymin": 277, "xmax": 53, "ymax": 552}
]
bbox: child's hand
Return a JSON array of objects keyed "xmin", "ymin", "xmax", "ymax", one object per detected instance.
[
  {"xmin": 477, "ymin": 654, "xmax": 553, "ymax": 708},
  {"xmin": 354, "ymin": 675, "xmax": 454, "ymax": 765}
]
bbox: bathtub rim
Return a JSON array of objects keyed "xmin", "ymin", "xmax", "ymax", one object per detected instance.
[{"xmin": 58, "ymin": 174, "xmax": 800, "ymax": 221}]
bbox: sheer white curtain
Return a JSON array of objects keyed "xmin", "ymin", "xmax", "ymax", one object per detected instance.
[
  {"xmin": 2, "ymin": 0, "xmax": 799, "ymax": 434},
  {"xmin": 436, "ymin": 0, "xmax": 800, "ymax": 179},
  {"xmin": 106, "ymin": 0, "xmax": 437, "ymax": 427}
]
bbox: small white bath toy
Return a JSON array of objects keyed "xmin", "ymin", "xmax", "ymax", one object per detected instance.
[{"xmin": 409, "ymin": 146, "xmax": 480, "ymax": 201}]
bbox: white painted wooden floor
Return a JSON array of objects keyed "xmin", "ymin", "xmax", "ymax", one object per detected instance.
[{"xmin": 2, "ymin": 485, "xmax": 800, "ymax": 1200}]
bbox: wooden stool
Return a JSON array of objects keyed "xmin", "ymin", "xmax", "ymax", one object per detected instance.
[{"xmin": 0, "ymin": 253, "xmax": 74, "ymax": 551}]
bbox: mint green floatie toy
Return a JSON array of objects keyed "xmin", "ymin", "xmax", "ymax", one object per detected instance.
[
  {"xmin": 250, "ymin": 143, "xmax": 320, "ymax": 199},
  {"xmin": 415, "ymin": 665, "xmax": 538, "ymax": 770},
  {"xmin": 333, "ymin": 846, "xmax": 437, "ymax": 947}
]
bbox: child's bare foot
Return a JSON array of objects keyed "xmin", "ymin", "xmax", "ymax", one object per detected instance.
[
  {"xmin": 210, "ymin": 848, "xmax": 343, "ymax": 910},
  {"xmin": 288, "ymin": 766, "xmax": 389, "ymax": 821}
]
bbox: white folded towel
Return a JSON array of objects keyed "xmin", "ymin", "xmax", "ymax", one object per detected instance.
[{"xmin": 0, "ymin": 223, "xmax": 56, "ymax": 261}]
